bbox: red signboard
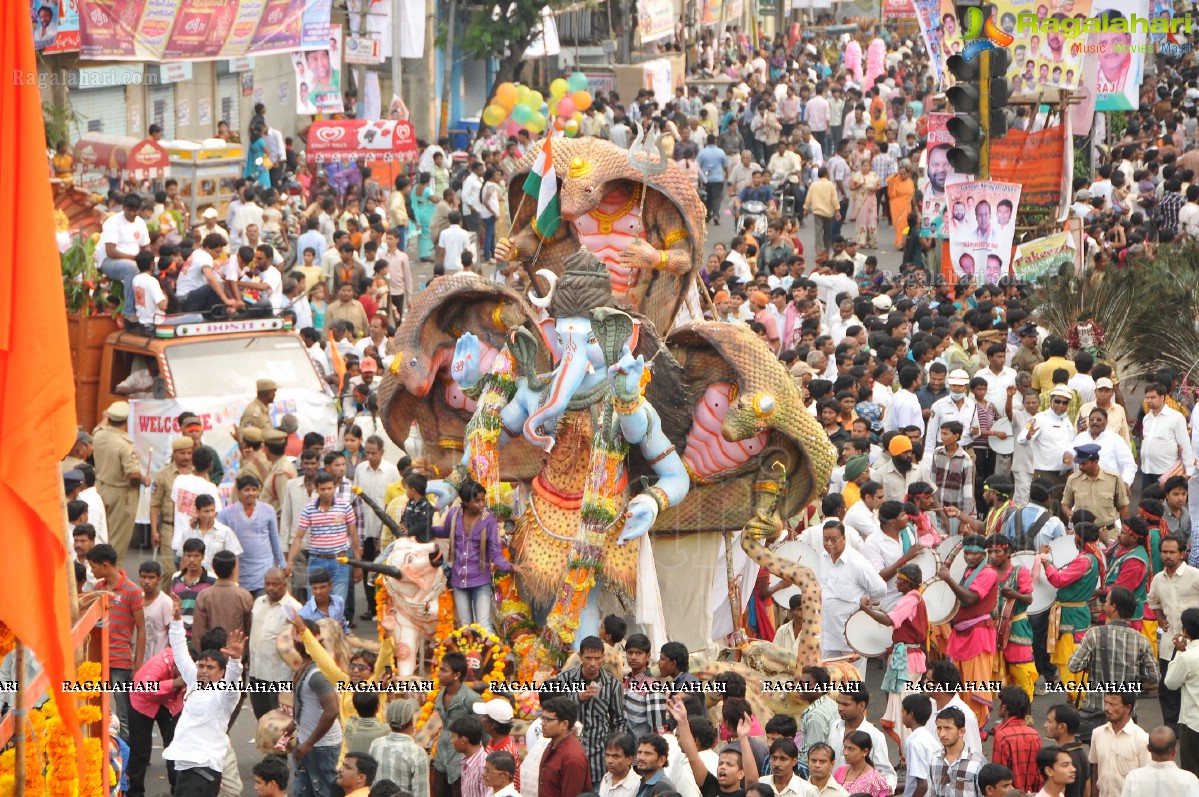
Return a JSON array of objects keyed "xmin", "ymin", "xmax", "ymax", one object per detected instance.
[
  {"xmin": 304, "ymin": 119, "xmax": 419, "ymax": 163},
  {"xmin": 72, "ymin": 134, "xmax": 171, "ymax": 180}
]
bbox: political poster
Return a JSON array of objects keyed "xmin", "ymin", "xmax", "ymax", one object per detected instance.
[
  {"xmin": 127, "ymin": 392, "xmax": 337, "ymax": 492},
  {"xmin": 639, "ymin": 0, "xmax": 675, "ymax": 43},
  {"xmin": 78, "ymin": 0, "xmax": 331, "ymax": 61},
  {"xmin": 993, "ymin": 0, "xmax": 1092, "ymax": 91},
  {"xmin": 292, "ymin": 27, "xmax": 344, "ymax": 115},
  {"xmin": 912, "ymin": 0, "xmax": 947, "ymax": 87},
  {"xmin": 1012, "ymin": 230, "xmax": 1077, "ymax": 283},
  {"xmin": 944, "ymin": 181, "xmax": 1023, "ymax": 281},
  {"xmin": 32, "ymin": 0, "xmax": 79, "ymax": 53},
  {"xmin": 1091, "ymin": 0, "xmax": 1148, "ymax": 111},
  {"xmin": 919, "ymin": 113, "xmax": 971, "ymax": 238}
]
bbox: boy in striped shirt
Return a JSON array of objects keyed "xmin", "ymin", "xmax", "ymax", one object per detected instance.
[{"xmin": 84, "ymin": 543, "xmax": 145, "ymax": 741}]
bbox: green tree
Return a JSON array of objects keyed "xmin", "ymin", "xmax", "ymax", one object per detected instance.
[{"xmin": 457, "ymin": 0, "xmax": 586, "ymax": 96}]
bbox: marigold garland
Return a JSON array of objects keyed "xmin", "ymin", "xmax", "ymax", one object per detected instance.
[
  {"xmin": 0, "ymin": 693, "xmax": 110, "ymax": 797},
  {"xmin": 0, "ymin": 623, "xmax": 14, "ymax": 659},
  {"xmin": 464, "ymin": 349, "xmax": 518, "ymax": 509},
  {"xmin": 417, "ymin": 624, "xmax": 508, "ymax": 729}
]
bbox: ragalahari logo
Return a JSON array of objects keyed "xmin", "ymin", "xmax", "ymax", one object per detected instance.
[{"xmin": 960, "ymin": 6, "xmax": 1015, "ymax": 62}]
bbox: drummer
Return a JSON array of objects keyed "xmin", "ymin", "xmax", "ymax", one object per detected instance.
[
  {"xmin": 905, "ymin": 482, "xmax": 945, "ymax": 543},
  {"xmin": 943, "ymin": 474, "xmax": 1018, "ymax": 538},
  {"xmin": 1039, "ymin": 522, "xmax": 1103, "ymax": 692},
  {"xmin": 935, "ymin": 533, "xmax": 1000, "ymax": 729},
  {"xmin": 1103, "ymin": 515, "xmax": 1153, "ymax": 632},
  {"xmin": 858, "ymin": 563, "xmax": 928, "ymax": 748},
  {"xmin": 820, "ymin": 520, "xmax": 887, "ymax": 677},
  {"xmin": 862, "ymin": 501, "xmax": 928, "ymax": 611},
  {"xmin": 986, "ymin": 534, "xmax": 1037, "ymax": 700}
]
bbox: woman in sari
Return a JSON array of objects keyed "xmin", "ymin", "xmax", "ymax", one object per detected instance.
[
  {"xmin": 887, "ymin": 162, "xmax": 916, "ymax": 249},
  {"xmin": 413, "ymin": 171, "xmax": 436, "ymax": 261},
  {"xmin": 244, "ymin": 125, "xmax": 271, "ymax": 189},
  {"xmin": 849, "ymin": 160, "xmax": 880, "ymax": 249}
]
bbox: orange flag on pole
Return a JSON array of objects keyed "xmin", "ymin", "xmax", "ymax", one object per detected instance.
[
  {"xmin": 329, "ymin": 328, "xmax": 346, "ymax": 385},
  {"xmin": 0, "ymin": 0, "xmax": 80, "ymax": 735}
]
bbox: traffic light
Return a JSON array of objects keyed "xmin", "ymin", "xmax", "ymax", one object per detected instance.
[
  {"xmin": 945, "ymin": 2, "xmax": 1012, "ymax": 177},
  {"xmin": 946, "ymin": 54, "xmax": 983, "ymax": 174},
  {"xmin": 988, "ymin": 47, "xmax": 1011, "ymax": 139}
]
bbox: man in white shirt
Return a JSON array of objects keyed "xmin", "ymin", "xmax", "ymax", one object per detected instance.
[
  {"xmin": 354, "ymin": 435, "xmax": 400, "ymax": 615},
  {"xmin": 176, "ymin": 233, "xmax": 243, "ymax": 314},
  {"xmin": 436, "ymin": 211, "xmax": 473, "ymax": 273},
  {"xmin": 598, "ymin": 734, "xmax": 641, "ymax": 797},
  {"xmin": 1017, "ymin": 385, "xmax": 1077, "ymax": 489},
  {"xmin": 977, "ymin": 344, "xmax": 1017, "ymax": 410},
  {"xmin": 828, "ymin": 688, "xmax": 897, "ymax": 791},
  {"xmin": 820, "ymin": 520, "xmax": 886, "ymax": 675},
  {"xmin": 861, "ymin": 500, "xmax": 924, "ymax": 611},
  {"xmin": 888, "ymin": 366, "xmax": 926, "ymax": 434},
  {"xmin": 1071, "ymin": 410, "xmax": 1138, "ymax": 487},
  {"xmin": 460, "ymin": 162, "xmax": 486, "ymax": 233},
  {"xmin": 247, "ymin": 568, "xmax": 301, "ymax": 718},
  {"xmin": 901, "ymin": 695, "xmax": 942, "ymax": 797},
  {"xmin": 1141, "ymin": 382, "xmax": 1196, "ymax": 489},
  {"xmin": 844, "ymin": 481, "xmax": 883, "ymax": 545},
  {"xmin": 725, "ymin": 237, "xmax": 754, "ymax": 284},
  {"xmin": 174, "ymin": 495, "xmax": 242, "ymax": 571},
  {"xmin": 1118, "ymin": 726, "xmax": 1199, "ymax": 797},
  {"xmin": 927, "ymin": 369, "xmax": 980, "ymax": 448},
  {"xmin": 98, "ymin": 193, "xmax": 151, "ymax": 323},
  {"xmin": 161, "ymin": 598, "xmax": 244, "ymax": 797},
  {"xmin": 1089, "ymin": 693, "xmax": 1150, "ymax": 797},
  {"xmin": 923, "ymin": 660, "xmax": 984, "ymax": 759},
  {"xmin": 809, "ymin": 262, "xmax": 858, "ymax": 325},
  {"xmin": 233, "ymin": 191, "xmax": 265, "ymax": 248},
  {"xmin": 1149, "ymin": 542, "xmax": 1199, "ymax": 731}
]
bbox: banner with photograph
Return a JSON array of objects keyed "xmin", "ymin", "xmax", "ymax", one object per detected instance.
[
  {"xmin": 944, "ymin": 181, "xmax": 1023, "ymax": 281},
  {"xmin": 292, "ymin": 27, "xmax": 344, "ymax": 115},
  {"xmin": 990, "ymin": 123, "xmax": 1068, "ymax": 213},
  {"xmin": 1091, "ymin": 0, "xmax": 1147, "ymax": 111},
  {"xmin": 913, "ymin": 0, "xmax": 947, "ymax": 87},
  {"xmin": 1012, "ymin": 230, "xmax": 1076, "ymax": 282},
  {"xmin": 79, "ymin": 0, "xmax": 331, "ymax": 60},
  {"xmin": 993, "ymin": 0, "xmax": 1092, "ymax": 91},
  {"xmin": 919, "ymin": 112, "xmax": 971, "ymax": 238},
  {"xmin": 127, "ymin": 392, "xmax": 337, "ymax": 490},
  {"xmin": 639, "ymin": 0, "xmax": 675, "ymax": 43},
  {"xmin": 31, "ymin": 0, "xmax": 79, "ymax": 53}
]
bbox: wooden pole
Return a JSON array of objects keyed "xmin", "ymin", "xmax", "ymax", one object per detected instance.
[
  {"xmin": 724, "ymin": 531, "xmax": 745, "ymax": 649},
  {"xmin": 13, "ymin": 642, "xmax": 25, "ymax": 797}
]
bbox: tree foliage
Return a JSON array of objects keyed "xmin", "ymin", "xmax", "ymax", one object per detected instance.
[{"xmin": 454, "ymin": 0, "xmax": 585, "ymax": 94}]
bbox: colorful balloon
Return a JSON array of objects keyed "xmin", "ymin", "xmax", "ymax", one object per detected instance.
[
  {"xmin": 564, "ymin": 119, "xmax": 580, "ymax": 136},
  {"xmin": 567, "ymin": 72, "xmax": 589, "ymax": 93},
  {"xmin": 553, "ymin": 117, "xmax": 565, "ymax": 131},
  {"xmin": 494, "ymin": 82, "xmax": 518, "ymax": 110},
  {"xmin": 527, "ymin": 112, "xmax": 547, "ymax": 133},
  {"xmin": 556, "ymin": 97, "xmax": 575, "ymax": 118},
  {"xmin": 482, "ymin": 104, "xmax": 508, "ymax": 126},
  {"xmin": 571, "ymin": 90, "xmax": 592, "ymax": 111},
  {"xmin": 573, "ymin": 111, "xmax": 583, "ymax": 122},
  {"xmin": 550, "ymin": 78, "xmax": 569, "ymax": 99},
  {"xmin": 516, "ymin": 85, "xmax": 531, "ymax": 106},
  {"xmin": 511, "ymin": 104, "xmax": 532, "ymax": 124},
  {"xmin": 528, "ymin": 90, "xmax": 544, "ymax": 108}
]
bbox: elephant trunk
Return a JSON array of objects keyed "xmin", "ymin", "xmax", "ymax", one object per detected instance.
[{"xmin": 524, "ymin": 342, "xmax": 588, "ymax": 451}]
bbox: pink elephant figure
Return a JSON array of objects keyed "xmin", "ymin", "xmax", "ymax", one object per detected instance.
[{"xmin": 378, "ymin": 537, "xmax": 447, "ymax": 677}]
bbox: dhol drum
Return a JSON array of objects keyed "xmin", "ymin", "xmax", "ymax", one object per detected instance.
[
  {"xmin": 1049, "ymin": 535, "xmax": 1079, "ymax": 569},
  {"xmin": 949, "ymin": 550, "xmax": 969, "ymax": 582},
  {"xmin": 909, "ymin": 546, "xmax": 939, "ymax": 584},
  {"xmin": 1012, "ymin": 552, "xmax": 1059, "ymax": 615},
  {"xmin": 921, "ymin": 578, "xmax": 961, "ymax": 625},
  {"xmin": 938, "ymin": 534, "xmax": 963, "ymax": 563},
  {"xmin": 769, "ymin": 540, "xmax": 822, "ymax": 607},
  {"xmin": 845, "ymin": 609, "xmax": 894, "ymax": 658},
  {"xmin": 988, "ymin": 418, "xmax": 1015, "ymax": 455}
]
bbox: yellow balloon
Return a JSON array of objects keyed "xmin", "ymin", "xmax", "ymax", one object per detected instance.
[
  {"xmin": 482, "ymin": 104, "xmax": 508, "ymax": 126},
  {"xmin": 564, "ymin": 119, "xmax": 580, "ymax": 136},
  {"xmin": 528, "ymin": 90, "xmax": 544, "ymax": 108},
  {"xmin": 527, "ymin": 111, "xmax": 547, "ymax": 133},
  {"xmin": 548, "ymin": 98, "xmax": 559, "ymax": 116},
  {"xmin": 550, "ymin": 78, "xmax": 569, "ymax": 99},
  {"xmin": 494, "ymin": 82, "xmax": 518, "ymax": 110},
  {"xmin": 516, "ymin": 85, "xmax": 531, "ymax": 106},
  {"xmin": 573, "ymin": 111, "xmax": 583, "ymax": 122},
  {"xmin": 571, "ymin": 90, "xmax": 592, "ymax": 111}
]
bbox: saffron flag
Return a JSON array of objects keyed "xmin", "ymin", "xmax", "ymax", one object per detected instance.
[
  {"xmin": 0, "ymin": 0, "xmax": 81, "ymax": 737},
  {"xmin": 522, "ymin": 135, "xmax": 561, "ymax": 239}
]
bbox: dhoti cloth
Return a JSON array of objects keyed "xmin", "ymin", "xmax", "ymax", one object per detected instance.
[
  {"xmin": 881, "ymin": 643, "xmax": 926, "ymax": 749},
  {"xmin": 1142, "ymin": 619, "xmax": 1160, "ymax": 660},
  {"xmin": 994, "ymin": 658, "xmax": 1038, "ymax": 702},
  {"xmin": 1048, "ymin": 603, "xmax": 1087, "ymax": 698},
  {"xmin": 954, "ymin": 651, "xmax": 995, "ymax": 729}
]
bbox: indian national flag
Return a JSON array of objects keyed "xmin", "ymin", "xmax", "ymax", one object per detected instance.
[{"xmin": 522, "ymin": 135, "xmax": 561, "ymax": 238}]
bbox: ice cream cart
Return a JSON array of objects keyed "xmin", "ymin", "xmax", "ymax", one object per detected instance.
[{"xmin": 163, "ymin": 139, "xmax": 245, "ymax": 220}]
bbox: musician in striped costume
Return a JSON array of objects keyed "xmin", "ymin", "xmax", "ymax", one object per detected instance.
[
  {"xmin": 1039, "ymin": 523, "xmax": 1103, "ymax": 692},
  {"xmin": 1104, "ymin": 516, "xmax": 1153, "ymax": 639},
  {"xmin": 986, "ymin": 535, "xmax": 1037, "ymax": 701}
]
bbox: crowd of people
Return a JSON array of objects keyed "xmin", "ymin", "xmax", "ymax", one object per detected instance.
[{"xmin": 45, "ymin": 8, "xmax": 1199, "ymax": 797}]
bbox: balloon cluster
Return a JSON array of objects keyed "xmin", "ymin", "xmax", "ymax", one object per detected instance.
[{"xmin": 481, "ymin": 72, "xmax": 593, "ymax": 137}]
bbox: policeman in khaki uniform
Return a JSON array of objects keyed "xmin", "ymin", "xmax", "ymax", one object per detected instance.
[
  {"xmin": 237, "ymin": 425, "xmax": 270, "ymax": 483},
  {"xmin": 1061, "ymin": 443, "xmax": 1129, "ymax": 530},
  {"xmin": 239, "ymin": 378, "xmax": 277, "ymax": 437},
  {"xmin": 150, "ymin": 436, "xmax": 194, "ymax": 576},
  {"xmin": 261, "ymin": 427, "xmax": 297, "ymax": 521},
  {"xmin": 92, "ymin": 401, "xmax": 148, "ymax": 562}
]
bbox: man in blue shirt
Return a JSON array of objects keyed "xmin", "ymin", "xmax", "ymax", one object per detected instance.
[
  {"xmin": 299, "ymin": 566, "xmax": 348, "ymax": 631},
  {"xmin": 735, "ymin": 170, "xmax": 776, "ymax": 214},
  {"xmin": 296, "ymin": 217, "xmax": 328, "ymax": 262},
  {"xmin": 696, "ymin": 135, "xmax": 729, "ymax": 225}
]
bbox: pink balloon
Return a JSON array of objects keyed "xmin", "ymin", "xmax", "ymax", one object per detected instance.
[
  {"xmin": 556, "ymin": 97, "xmax": 575, "ymax": 118},
  {"xmin": 501, "ymin": 118, "xmax": 521, "ymax": 136}
]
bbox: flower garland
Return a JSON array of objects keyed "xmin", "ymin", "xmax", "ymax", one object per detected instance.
[
  {"xmin": 416, "ymin": 624, "xmax": 508, "ymax": 729},
  {"xmin": 464, "ymin": 349, "xmax": 518, "ymax": 509},
  {"xmin": 538, "ymin": 401, "xmax": 628, "ymax": 669},
  {"xmin": 0, "ymin": 623, "xmax": 14, "ymax": 659},
  {"xmin": 0, "ymin": 691, "xmax": 111, "ymax": 797},
  {"xmin": 375, "ymin": 576, "xmax": 389, "ymax": 642},
  {"xmin": 495, "ymin": 573, "xmax": 537, "ymax": 680}
]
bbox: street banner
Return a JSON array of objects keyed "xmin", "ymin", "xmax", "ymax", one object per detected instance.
[
  {"xmin": 882, "ymin": 0, "xmax": 915, "ymax": 19},
  {"xmin": 919, "ymin": 112, "xmax": 970, "ymax": 238},
  {"xmin": 1091, "ymin": 0, "xmax": 1148, "ymax": 111},
  {"xmin": 347, "ymin": 0, "xmax": 391, "ymax": 59},
  {"xmin": 994, "ymin": 0, "xmax": 1092, "ymax": 91},
  {"xmin": 79, "ymin": 0, "xmax": 331, "ymax": 60},
  {"xmin": 990, "ymin": 123, "xmax": 1068, "ymax": 214},
  {"xmin": 31, "ymin": 0, "xmax": 79, "ymax": 53},
  {"xmin": 128, "ymin": 392, "xmax": 337, "ymax": 492},
  {"xmin": 305, "ymin": 119, "xmax": 419, "ymax": 162},
  {"xmin": 944, "ymin": 180, "xmax": 1023, "ymax": 281},
  {"xmin": 291, "ymin": 27, "xmax": 344, "ymax": 115},
  {"xmin": 639, "ymin": 0, "xmax": 675, "ymax": 43},
  {"xmin": 912, "ymin": 0, "xmax": 947, "ymax": 87},
  {"xmin": 1012, "ymin": 230, "xmax": 1076, "ymax": 283}
]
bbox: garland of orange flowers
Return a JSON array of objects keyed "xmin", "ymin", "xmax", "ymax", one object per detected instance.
[
  {"xmin": 0, "ymin": 622, "xmax": 14, "ymax": 659},
  {"xmin": 375, "ymin": 576, "xmax": 389, "ymax": 642},
  {"xmin": 0, "ymin": 689, "xmax": 111, "ymax": 797},
  {"xmin": 465, "ymin": 349, "xmax": 518, "ymax": 509},
  {"xmin": 415, "ymin": 624, "xmax": 509, "ymax": 730}
]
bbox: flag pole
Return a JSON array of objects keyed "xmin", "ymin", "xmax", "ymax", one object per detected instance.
[{"xmin": 13, "ymin": 641, "xmax": 25, "ymax": 797}]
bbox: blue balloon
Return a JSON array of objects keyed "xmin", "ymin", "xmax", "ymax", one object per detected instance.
[
  {"xmin": 511, "ymin": 104, "xmax": 532, "ymax": 124},
  {"xmin": 567, "ymin": 72, "xmax": 589, "ymax": 93},
  {"xmin": 540, "ymin": 103, "xmax": 548, "ymax": 115}
]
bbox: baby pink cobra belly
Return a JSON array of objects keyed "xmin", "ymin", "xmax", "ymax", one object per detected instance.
[
  {"xmin": 570, "ymin": 201, "xmax": 644, "ymax": 303},
  {"xmin": 443, "ymin": 341, "xmax": 499, "ymax": 413},
  {"xmin": 683, "ymin": 383, "xmax": 769, "ymax": 478}
]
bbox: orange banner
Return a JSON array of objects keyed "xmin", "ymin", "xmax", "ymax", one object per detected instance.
[{"xmin": 990, "ymin": 125, "xmax": 1066, "ymax": 211}]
